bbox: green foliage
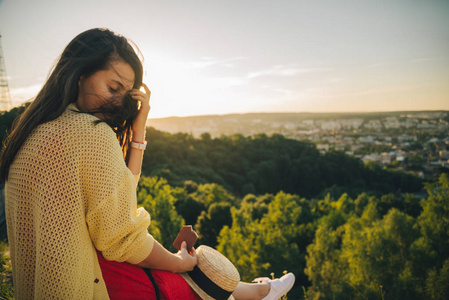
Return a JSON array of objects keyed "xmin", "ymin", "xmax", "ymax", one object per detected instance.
[
  {"xmin": 174, "ymin": 194, "xmax": 205, "ymax": 226},
  {"xmin": 354, "ymin": 143, "xmax": 392, "ymax": 155},
  {"xmin": 195, "ymin": 202, "xmax": 232, "ymax": 247},
  {"xmin": 412, "ymin": 173, "xmax": 449, "ymax": 290},
  {"xmin": 1, "ymin": 174, "xmax": 447, "ymax": 299},
  {"xmin": 342, "ymin": 209, "xmax": 419, "ymax": 299},
  {"xmin": 304, "ymin": 208, "xmax": 350, "ymax": 298},
  {"xmin": 425, "ymin": 258, "xmax": 449, "ymax": 300},
  {"xmin": 0, "ymin": 240, "xmax": 13, "ymax": 300},
  {"xmin": 191, "ymin": 183, "xmax": 237, "ymax": 208},
  {"xmin": 303, "ymin": 174, "xmax": 449, "ymax": 299},
  {"xmin": 218, "ymin": 192, "xmax": 317, "ymax": 286},
  {"xmin": 417, "ymin": 174, "xmax": 449, "ymax": 266},
  {"xmin": 0, "ymin": 102, "xmax": 28, "ymax": 148},
  {"xmin": 137, "ymin": 176, "xmax": 185, "ymax": 251},
  {"xmin": 142, "ymin": 127, "xmax": 422, "ymax": 199}
]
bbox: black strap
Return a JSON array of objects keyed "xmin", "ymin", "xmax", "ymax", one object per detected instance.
[
  {"xmin": 187, "ymin": 266, "xmax": 233, "ymax": 300},
  {"xmin": 143, "ymin": 268, "xmax": 160, "ymax": 300}
]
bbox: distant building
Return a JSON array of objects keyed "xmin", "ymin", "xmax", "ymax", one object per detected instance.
[
  {"xmin": 284, "ymin": 122, "xmax": 297, "ymax": 130},
  {"xmin": 396, "ymin": 155, "xmax": 405, "ymax": 162},
  {"xmin": 316, "ymin": 144, "xmax": 330, "ymax": 152},
  {"xmin": 340, "ymin": 118, "xmax": 363, "ymax": 129},
  {"xmin": 381, "ymin": 152, "xmax": 393, "ymax": 165},
  {"xmin": 359, "ymin": 135, "xmax": 375, "ymax": 143},
  {"xmin": 418, "ymin": 123, "xmax": 436, "ymax": 129},
  {"xmin": 398, "ymin": 135, "xmax": 415, "ymax": 142},
  {"xmin": 321, "ymin": 121, "xmax": 341, "ymax": 131},
  {"xmin": 335, "ymin": 143, "xmax": 346, "ymax": 151},
  {"xmin": 302, "ymin": 120, "xmax": 314, "ymax": 127},
  {"xmin": 404, "ymin": 119, "xmax": 418, "ymax": 128},
  {"xmin": 383, "ymin": 117, "xmax": 401, "ymax": 129},
  {"xmin": 364, "ymin": 119, "xmax": 383, "ymax": 130},
  {"xmin": 440, "ymin": 150, "xmax": 449, "ymax": 160},
  {"xmin": 429, "ymin": 161, "xmax": 448, "ymax": 168},
  {"xmin": 351, "ymin": 144, "xmax": 364, "ymax": 152},
  {"xmin": 362, "ymin": 153, "xmax": 382, "ymax": 163}
]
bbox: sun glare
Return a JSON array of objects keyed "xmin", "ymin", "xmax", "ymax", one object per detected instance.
[{"xmin": 143, "ymin": 56, "xmax": 238, "ymax": 119}]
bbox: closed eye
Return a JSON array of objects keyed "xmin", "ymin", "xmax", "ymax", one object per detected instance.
[{"xmin": 109, "ymin": 87, "xmax": 118, "ymax": 93}]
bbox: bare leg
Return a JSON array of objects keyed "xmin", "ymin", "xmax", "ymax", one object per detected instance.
[{"xmin": 232, "ymin": 282, "xmax": 270, "ymax": 300}]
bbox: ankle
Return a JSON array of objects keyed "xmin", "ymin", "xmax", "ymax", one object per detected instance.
[{"xmin": 258, "ymin": 282, "xmax": 271, "ymax": 299}]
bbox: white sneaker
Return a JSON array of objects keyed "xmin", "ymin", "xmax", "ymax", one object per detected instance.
[
  {"xmin": 260, "ymin": 273, "xmax": 295, "ymax": 300},
  {"xmin": 252, "ymin": 277, "xmax": 271, "ymax": 284}
]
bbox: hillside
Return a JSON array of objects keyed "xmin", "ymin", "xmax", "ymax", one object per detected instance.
[
  {"xmin": 142, "ymin": 127, "xmax": 423, "ymax": 199},
  {"xmin": 147, "ymin": 110, "xmax": 449, "ymax": 138}
]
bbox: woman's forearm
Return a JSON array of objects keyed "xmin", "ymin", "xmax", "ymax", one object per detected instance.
[
  {"xmin": 135, "ymin": 240, "xmax": 197, "ymax": 273},
  {"xmin": 135, "ymin": 240, "xmax": 180, "ymax": 272},
  {"xmin": 127, "ymin": 129, "xmax": 145, "ymax": 175},
  {"xmin": 127, "ymin": 84, "xmax": 151, "ymax": 175}
]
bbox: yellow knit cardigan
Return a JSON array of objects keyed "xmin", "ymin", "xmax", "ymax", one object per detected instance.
[{"xmin": 5, "ymin": 103, "xmax": 154, "ymax": 299}]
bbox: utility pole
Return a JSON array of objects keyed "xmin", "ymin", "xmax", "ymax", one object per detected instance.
[{"xmin": 0, "ymin": 34, "xmax": 12, "ymax": 111}]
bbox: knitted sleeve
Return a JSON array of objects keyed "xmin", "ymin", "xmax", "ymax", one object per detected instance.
[{"xmin": 80, "ymin": 121, "xmax": 154, "ymax": 264}]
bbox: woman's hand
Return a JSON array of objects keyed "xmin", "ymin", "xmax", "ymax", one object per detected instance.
[
  {"xmin": 129, "ymin": 83, "xmax": 151, "ymax": 140},
  {"xmin": 174, "ymin": 241, "xmax": 198, "ymax": 273}
]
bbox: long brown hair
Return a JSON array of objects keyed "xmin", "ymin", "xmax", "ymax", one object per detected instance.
[{"xmin": 0, "ymin": 28, "xmax": 143, "ymax": 183}]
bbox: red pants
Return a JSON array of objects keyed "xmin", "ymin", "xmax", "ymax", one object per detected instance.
[{"xmin": 97, "ymin": 251, "xmax": 202, "ymax": 300}]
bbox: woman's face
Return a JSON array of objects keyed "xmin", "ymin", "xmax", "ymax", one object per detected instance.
[{"xmin": 76, "ymin": 59, "xmax": 135, "ymax": 115}]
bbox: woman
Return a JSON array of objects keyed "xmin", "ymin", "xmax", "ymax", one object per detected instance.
[{"xmin": 0, "ymin": 28, "xmax": 294, "ymax": 299}]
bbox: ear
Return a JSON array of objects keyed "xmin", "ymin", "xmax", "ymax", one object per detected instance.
[{"xmin": 78, "ymin": 75, "xmax": 85, "ymax": 87}]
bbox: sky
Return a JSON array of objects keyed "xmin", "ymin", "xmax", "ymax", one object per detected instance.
[{"xmin": 0, "ymin": 0, "xmax": 448, "ymax": 118}]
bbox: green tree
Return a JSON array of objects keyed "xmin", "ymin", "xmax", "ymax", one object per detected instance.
[
  {"xmin": 195, "ymin": 202, "xmax": 232, "ymax": 247},
  {"xmin": 425, "ymin": 258, "xmax": 449, "ymax": 300},
  {"xmin": 342, "ymin": 208, "xmax": 420, "ymax": 299},
  {"xmin": 0, "ymin": 240, "xmax": 13, "ymax": 300},
  {"xmin": 141, "ymin": 127, "xmax": 423, "ymax": 199},
  {"xmin": 137, "ymin": 176, "xmax": 185, "ymax": 251},
  {"xmin": 0, "ymin": 102, "xmax": 29, "ymax": 147},
  {"xmin": 305, "ymin": 195, "xmax": 424, "ymax": 299},
  {"xmin": 304, "ymin": 209, "xmax": 349, "ymax": 299},
  {"xmin": 218, "ymin": 192, "xmax": 314, "ymax": 286},
  {"xmin": 192, "ymin": 183, "xmax": 237, "ymax": 208},
  {"xmin": 414, "ymin": 174, "xmax": 449, "ymax": 268},
  {"xmin": 412, "ymin": 174, "xmax": 449, "ymax": 294},
  {"xmin": 174, "ymin": 194, "xmax": 205, "ymax": 226}
]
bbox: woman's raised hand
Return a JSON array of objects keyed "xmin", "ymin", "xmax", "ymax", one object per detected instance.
[
  {"xmin": 174, "ymin": 241, "xmax": 198, "ymax": 273},
  {"xmin": 130, "ymin": 83, "xmax": 151, "ymax": 138}
]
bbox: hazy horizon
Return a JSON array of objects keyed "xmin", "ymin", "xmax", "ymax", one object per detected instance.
[
  {"xmin": 148, "ymin": 108, "xmax": 449, "ymax": 120},
  {"xmin": 1, "ymin": 0, "xmax": 448, "ymax": 118}
]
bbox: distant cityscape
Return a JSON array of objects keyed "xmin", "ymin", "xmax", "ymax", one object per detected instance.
[{"xmin": 148, "ymin": 111, "xmax": 449, "ymax": 180}]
